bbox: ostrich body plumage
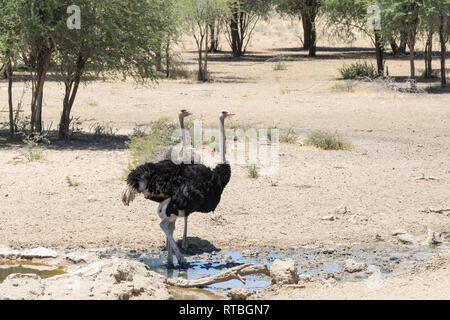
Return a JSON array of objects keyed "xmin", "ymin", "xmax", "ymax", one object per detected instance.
[{"xmin": 123, "ymin": 160, "xmax": 231, "ymax": 218}]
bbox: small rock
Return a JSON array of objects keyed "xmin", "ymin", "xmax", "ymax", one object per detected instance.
[
  {"xmin": 227, "ymin": 288, "xmax": 253, "ymax": 300},
  {"xmin": 344, "ymin": 259, "xmax": 367, "ymax": 273},
  {"xmin": 297, "ymin": 275, "xmax": 316, "ymax": 284},
  {"xmin": 66, "ymin": 252, "xmax": 94, "ymax": 264},
  {"xmin": 320, "ymin": 247, "xmax": 335, "ymax": 254},
  {"xmin": 392, "ymin": 229, "xmax": 407, "ymax": 236},
  {"xmin": 439, "ymin": 232, "xmax": 450, "ymax": 242},
  {"xmin": 88, "ymin": 195, "xmax": 97, "ymax": 202},
  {"xmin": 426, "ymin": 227, "xmax": 441, "ymax": 246},
  {"xmin": 322, "ymin": 215, "xmax": 335, "ymax": 221},
  {"xmin": 270, "ymin": 259, "xmax": 299, "ymax": 285},
  {"xmin": 335, "ymin": 206, "xmax": 349, "ymax": 215},
  {"xmin": 397, "ymin": 233, "xmax": 416, "ymax": 245},
  {"xmin": 0, "ymin": 246, "xmax": 20, "ymax": 259},
  {"xmin": 21, "ymin": 247, "xmax": 58, "ymax": 259}
]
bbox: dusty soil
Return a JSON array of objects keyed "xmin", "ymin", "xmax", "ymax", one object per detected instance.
[{"xmin": 0, "ymin": 18, "xmax": 449, "ymax": 299}]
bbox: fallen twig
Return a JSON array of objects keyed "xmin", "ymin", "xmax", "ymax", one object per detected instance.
[
  {"xmin": 420, "ymin": 208, "xmax": 450, "ymax": 215},
  {"xmin": 166, "ymin": 263, "xmax": 270, "ymax": 288},
  {"xmin": 414, "ymin": 174, "xmax": 440, "ymax": 181}
]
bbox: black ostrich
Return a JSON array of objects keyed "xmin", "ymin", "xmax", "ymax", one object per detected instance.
[
  {"xmin": 121, "ymin": 110, "xmax": 234, "ymax": 268},
  {"xmin": 153, "ymin": 109, "xmax": 202, "ymax": 251}
]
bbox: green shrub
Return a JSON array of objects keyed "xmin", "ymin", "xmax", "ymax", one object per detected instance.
[
  {"xmin": 247, "ymin": 164, "xmax": 259, "ymax": 179},
  {"xmin": 339, "ymin": 61, "xmax": 377, "ymax": 79},
  {"xmin": 273, "ymin": 62, "xmax": 287, "ymax": 71},
  {"xmin": 305, "ymin": 131, "xmax": 351, "ymax": 150},
  {"xmin": 331, "ymin": 81, "xmax": 358, "ymax": 93},
  {"xmin": 126, "ymin": 118, "xmax": 179, "ymax": 169},
  {"xmin": 280, "ymin": 128, "xmax": 297, "ymax": 144},
  {"xmin": 89, "ymin": 122, "xmax": 118, "ymax": 137}
]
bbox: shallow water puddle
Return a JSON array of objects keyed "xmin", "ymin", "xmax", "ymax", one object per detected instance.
[
  {"xmin": 0, "ymin": 260, "xmax": 65, "ymax": 283},
  {"xmin": 100, "ymin": 245, "xmax": 436, "ymax": 300}
]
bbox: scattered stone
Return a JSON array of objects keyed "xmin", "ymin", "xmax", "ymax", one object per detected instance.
[
  {"xmin": 227, "ymin": 288, "xmax": 254, "ymax": 300},
  {"xmin": 344, "ymin": 259, "xmax": 367, "ymax": 273},
  {"xmin": 0, "ymin": 246, "xmax": 20, "ymax": 259},
  {"xmin": 374, "ymin": 234, "xmax": 384, "ymax": 241},
  {"xmin": 21, "ymin": 247, "xmax": 58, "ymax": 259},
  {"xmin": 270, "ymin": 259, "xmax": 299, "ymax": 285},
  {"xmin": 87, "ymin": 195, "xmax": 97, "ymax": 202},
  {"xmin": 322, "ymin": 215, "xmax": 335, "ymax": 221}
]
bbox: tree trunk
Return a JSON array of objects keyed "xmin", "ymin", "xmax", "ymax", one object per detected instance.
[
  {"xmin": 309, "ymin": 20, "xmax": 317, "ymax": 57},
  {"xmin": 30, "ymin": 46, "xmax": 52, "ymax": 133},
  {"xmin": 408, "ymin": 34, "xmax": 416, "ymax": 79},
  {"xmin": 58, "ymin": 56, "xmax": 85, "ymax": 140},
  {"xmin": 7, "ymin": 58, "xmax": 14, "ymax": 137},
  {"xmin": 375, "ymin": 32, "xmax": 384, "ymax": 76},
  {"xmin": 155, "ymin": 40, "xmax": 163, "ymax": 72},
  {"xmin": 209, "ymin": 23, "xmax": 219, "ymax": 53},
  {"xmin": 439, "ymin": 21, "xmax": 447, "ymax": 87},
  {"xmin": 389, "ymin": 37, "xmax": 399, "ymax": 55},
  {"xmin": 165, "ymin": 40, "xmax": 170, "ymax": 78},
  {"xmin": 424, "ymin": 31, "xmax": 433, "ymax": 79},
  {"xmin": 301, "ymin": 11, "xmax": 312, "ymax": 50},
  {"xmin": 230, "ymin": 8, "xmax": 242, "ymax": 57},
  {"xmin": 399, "ymin": 31, "xmax": 407, "ymax": 55}
]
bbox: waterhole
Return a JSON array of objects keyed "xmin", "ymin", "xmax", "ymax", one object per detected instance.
[
  {"xmin": 100, "ymin": 245, "xmax": 436, "ymax": 300},
  {"xmin": 0, "ymin": 260, "xmax": 65, "ymax": 283}
]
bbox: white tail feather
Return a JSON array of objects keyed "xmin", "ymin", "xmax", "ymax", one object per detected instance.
[{"xmin": 121, "ymin": 185, "xmax": 137, "ymax": 206}]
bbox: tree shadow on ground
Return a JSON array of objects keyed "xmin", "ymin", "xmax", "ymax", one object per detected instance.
[
  {"xmin": 0, "ymin": 130, "xmax": 129, "ymax": 151},
  {"xmin": 426, "ymin": 85, "xmax": 450, "ymax": 94},
  {"xmin": 204, "ymin": 46, "xmax": 450, "ymax": 63}
]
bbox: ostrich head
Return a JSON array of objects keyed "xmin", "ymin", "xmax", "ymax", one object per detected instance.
[
  {"xmin": 179, "ymin": 109, "xmax": 192, "ymax": 119},
  {"xmin": 179, "ymin": 109, "xmax": 192, "ymax": 132},
  {"xmin": 219, "ymin": 110, "xmax": 235, "ymax": 120}
]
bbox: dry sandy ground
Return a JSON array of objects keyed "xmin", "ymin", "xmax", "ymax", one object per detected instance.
[{"xmin": 0, "ymin": 19, "xmax": 449, "ymax": 299}]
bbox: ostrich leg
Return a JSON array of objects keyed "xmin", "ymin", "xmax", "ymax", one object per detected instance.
[
  {"xmin": 182, "ymin": 216, "xmax": 188, "ymax": 250},
  {"xmin": 166, "ymin": 221, "xmax": 176, "ymax": 268},
  {"xmin": 160, "ymin": 217, "xmax": 186, "ymax": 268}
]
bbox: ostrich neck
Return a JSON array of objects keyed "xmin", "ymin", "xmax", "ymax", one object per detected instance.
[
  {"xmin": 179, "ymin": 116, "xmax": 186, "ymax": 148},
  {"xmin": 219, "ymin": 117, "xmax": 226, "ymax": 164}
]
